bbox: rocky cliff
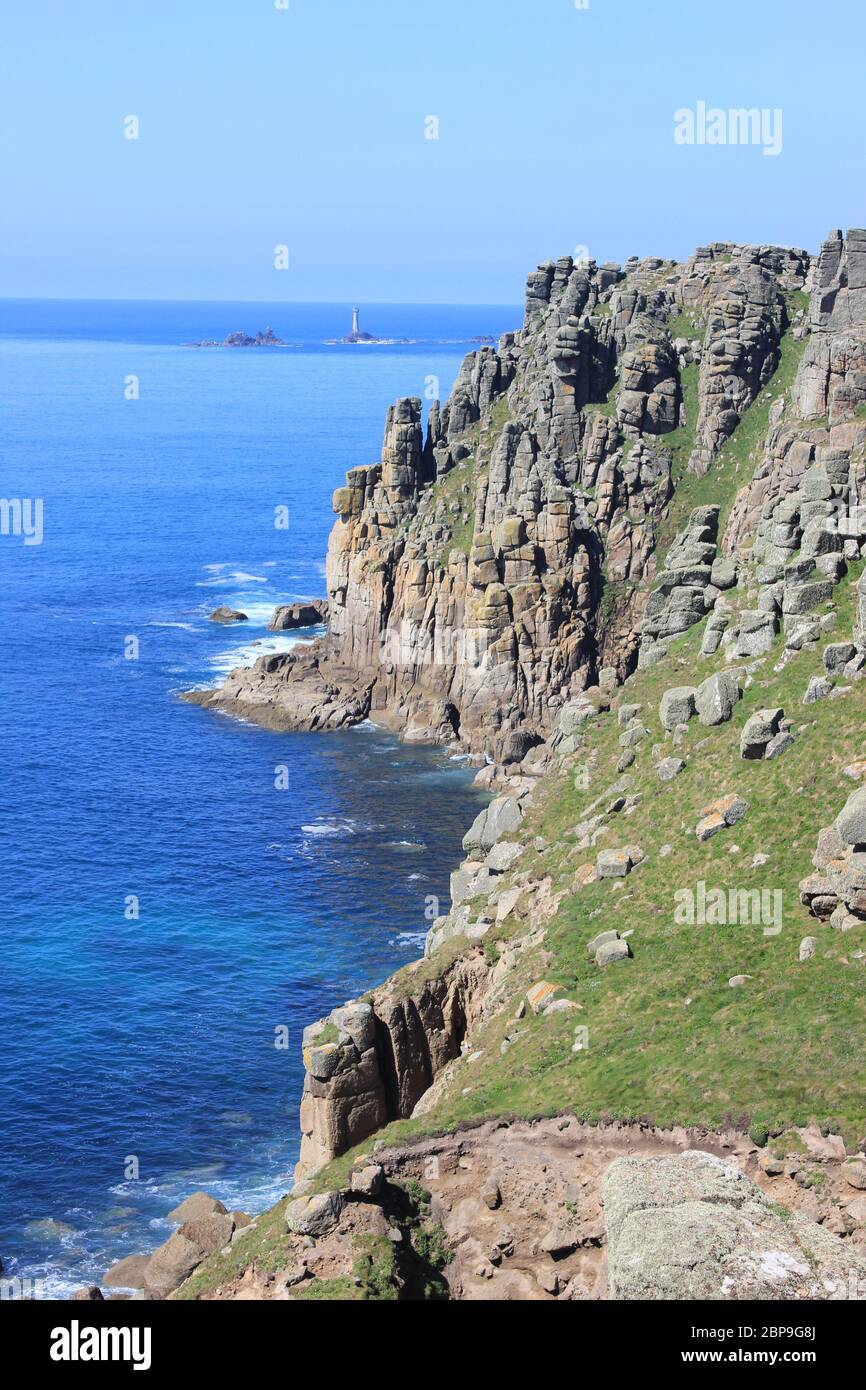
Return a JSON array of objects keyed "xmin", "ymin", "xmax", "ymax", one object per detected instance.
[
  {"xmin": 168, "ymin": 229, "xmax": 866, "ymax": 1301},
  {"xmin": 188, "ymin": 237, "xmax": 822, "ymax": 761}
]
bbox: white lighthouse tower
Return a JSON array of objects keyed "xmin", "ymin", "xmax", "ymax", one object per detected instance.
[{"xmin": 351, "ymin": 307, "xmax": 360, "ymax": 338}]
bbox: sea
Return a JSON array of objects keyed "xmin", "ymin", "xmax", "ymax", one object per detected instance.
[{"xmin": 0, "ymin": 297, "xmax": 520, "ymax": 1296}]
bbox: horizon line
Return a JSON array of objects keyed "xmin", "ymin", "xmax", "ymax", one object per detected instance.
[{"xmin": 0, "ymin": 293, "xmax": 524, "ymax": 309}]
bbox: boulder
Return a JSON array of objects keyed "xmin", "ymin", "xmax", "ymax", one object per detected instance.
[
  {"xmin": 710, "ymin": 557, "xmax": 737, "ymax": 590},
  {"xmin": 602, "ymin": 1150, "xmax": 866, "ymax": 1300},
  {"xmin": 782, "ymin": 580, "xmax": 834, "ymax": 616},
  {"xmin": 765, "ymin": 731, "xmax": 795, "ymax": 760},
  {"xmin": 659, "ymin": 686, "xmax": 696, "ymax": 732},
  {"xmin": 304, "ymin": 1042, "xmax": 343, "ymax": 1082},
  {"xmin": 804, "ymin": 675, "xmax": 835, "ymax": 704},
  {"xmin": 350, "ymin": 1164, "xmax": 385, "ymax": 1198},
  {"xmin": 597, "ymin": 848, "xmax": 632, "ymax": 878},
  {"xmin": 596, "ymin": 939, "xmax": 633, "ymax": 966},
  {"xmin": 844, "ymin": 1161, "xmax": 866, "ymax": 1191},
  {"xmin": 836, "ymin": 789, "xmax": 866, "ymax": 846},
  {"xmin": 617, "ymin": 702, "xmax": 642, "ymax": 728},
  {"xmin": 268, "ymin": 600, "xmax": 328, "ymax": 631},
  {"xmin": 587, "ymin": 929, "xmax": 620, "ymax": 957},
  {"xmin": 167, "ymin": 1192, "xmax": 228, "ymax": 1224},
  {"xmin": 285, "ymin": 1190, "xmax": 345, "ymax": 1237},
  {"xmin": 740, "ymin": 707, "xmax": 783, "ymax": 759},
  {"xmin": 696, "ymin": 793, "xmax": 749, "ymax": 842},
  {"xmin": 824, "ymin": 642, "xmax": 856, "ymax": 676},
  {"xmin": 331, "ymin": 1002, "xmax": 376, "ymax": 1051},
  {"xmin": 481, "ymin": 1178, "xmax": 502, "ymax": 1210},
  {"xmin": 735, "ymin": 610, "xmax": 777, "ymax": 657},
  {"xmin": 695, "ymin": 670, "xmax": 741, "ymax": 727},
  {"xmin": 102, "ymin": 1254, "xmax": 151, "ymax": 1290},
  {"xmin": 486, "ymin": 841, "xmax": 523, "ymax": 874},
  {"xmin": 657, "ymin": 757, "xmax": 685, "ymax": 781},
  {"xmin": 144, "ymin": 1231, "xmax": 208, "ymax": 1297},
  {"xmin": 526, "ymin": 981, "xmax": 564, "ymax": 1014},
  {"xmin": 463, "ymin": 796, "xmax": 523, "ymax": 853},
  {"xmin": 799, "ymin": 937, "xmax": 817, "ymax": 962},
  {"xmin": 177, "ymin": 1213, "xmax": 235, "ymax": 1259}
]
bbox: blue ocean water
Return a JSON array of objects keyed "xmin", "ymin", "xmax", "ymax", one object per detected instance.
[{"xmin": 0, "ymin": 298, "xmax": 519, "ymax": 1296}]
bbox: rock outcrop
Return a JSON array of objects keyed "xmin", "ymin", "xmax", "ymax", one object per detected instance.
[
  {"xmin": 603, "ymin": 1149, "xmax": 866, "ymax": 1300},
  {"xmin": 268, "ymin": 599, "xmax": 328, "ymax": 631},
  {"xmin": 296, "ymin": 955, "xmax": 490, "ymax": 1180},
  {"xmin": 800, "ymin": 786, "xmax": 866, "ymax": 930}
]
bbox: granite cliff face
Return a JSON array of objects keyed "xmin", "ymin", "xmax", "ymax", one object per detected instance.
[{"xmin": 190, "ymin": 237, "xmax": 820, "ymax": 762}]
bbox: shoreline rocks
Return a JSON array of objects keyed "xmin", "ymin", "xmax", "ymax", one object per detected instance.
[
  {"xmin": 268, "ymin": 599, "xmax": 329, "ymax": 631},
  {"xmin": 209, "ymin": 605, "xmax": 248, "ymax": 624},
  {"xmin": 101, "ymin": 1192, "xmax": 251, "ymax": 1300}
]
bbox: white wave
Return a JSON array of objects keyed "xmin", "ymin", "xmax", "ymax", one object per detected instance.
[
  {"xmin": 227, "ymin": 601, "xmax": 277, "ymax": 624},
  {"xmin": 392, "ymin": 930, "xmax": 428, "ymax": 950},
  {"xmin": 196, "ymin": 571, "xmax": 270, "ymax": 588},
  {"xmin": 208, "ymin": 633, "xmax": 311, "ymax": 675},
  {"xmin": 148, "ymin": 620, "xmax": 197, "ymax": 631},
  {"xmin": 301, "ymin": 821, "xmax": 355, "ymax": 838}
]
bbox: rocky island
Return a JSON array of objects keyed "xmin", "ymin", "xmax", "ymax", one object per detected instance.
[
  {"xmin": 117, "ymin": 228, "xmax": 866, "ymax": 1302},
  {"xmin": 191, "ymin": 326, "xmax": 286, "ymax": 347}
]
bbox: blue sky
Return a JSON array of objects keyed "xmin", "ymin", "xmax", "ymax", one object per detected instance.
[{"xmin": 1, "ymin": 0, "xmax": 863, "ymax": 303}]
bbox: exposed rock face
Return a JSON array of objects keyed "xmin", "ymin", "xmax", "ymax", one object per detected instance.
[
  {"xmin": 188, "ymin": 240, "xmax": 813, "ymax": 762},
  {"xmin": 641, "ymin": 507, "xmax": 721, "ymax": 670},
  {"xmin": 603, "ymin": 1150, "xmax": 866, "ymax": 1300},
  {"xmin": 726, "ymin": 231, "xmax": 866, "ymax": 569},
  {"xmin": 296, "ymin": 954, "xmax": 490, "ymax": 1181}
]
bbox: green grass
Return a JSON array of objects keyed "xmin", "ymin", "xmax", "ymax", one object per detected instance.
[
  {"xmin": 665, "ymin": 309, "xmax": 701, "ymax": 340},
  {"xmin": 420, "ymin": 455, "xmax": 477, "ymax": 560},
  {"xmin": 590, "ymin": 375, "xmax": 622, "ymax": 420},
  {"xmin": 295, "ymin": 1276, "xmax": 364, "ymax": 1301}
]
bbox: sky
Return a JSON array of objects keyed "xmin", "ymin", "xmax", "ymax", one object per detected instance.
[{"xmin": 1, "ymin": 0, "xmax": 864, "ymax": 304}]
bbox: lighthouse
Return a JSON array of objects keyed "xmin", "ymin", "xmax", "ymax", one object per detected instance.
[{"xmin": 351, "ymin": 307, "xmax": 360, "ymax": 338}]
